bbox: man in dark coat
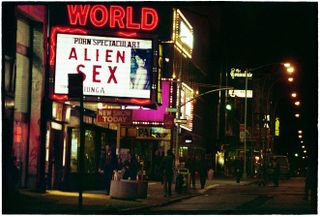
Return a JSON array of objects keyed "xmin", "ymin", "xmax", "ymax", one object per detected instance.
[{"xmin": 102, "ymin": 144, "xmax": 116, "ymax": 194}]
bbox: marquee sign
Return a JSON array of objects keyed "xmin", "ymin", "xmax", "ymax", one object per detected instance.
[
  {"xmin": 53, "ymin": 32, "xmax": 154, "ymax": 99},
  {"xmin": 67, "ymin": 5, "xmax": 159, "ymax": 31},
  {"xmin": 97, "ymin": 109, "xmax": 132, "ymax": 124}
]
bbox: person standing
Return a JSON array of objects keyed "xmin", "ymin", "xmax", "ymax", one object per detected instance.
[
  {"xmin": 101, "ymin": 144, "xmax": 115, "ymax": 195},
  {"xmin": 161, "ymin": 149, "xmax": 175, "ymax": 197},
  {"xmin": 123, "ymin": 152, "xmax": 138, "ymax": 180}
]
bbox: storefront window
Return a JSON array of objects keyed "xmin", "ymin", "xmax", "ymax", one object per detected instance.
[
  {"xmin": 84, "ymin": 129, "xmax": 96, "ymax": 173},
  {"xmin": 70, "ymin": 128, "xmax": 79, "ymax": 172}
]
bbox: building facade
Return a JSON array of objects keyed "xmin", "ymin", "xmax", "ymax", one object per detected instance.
[{"xmin": 3, "ymin": 3, "xmax": 220, "ymax": 191}]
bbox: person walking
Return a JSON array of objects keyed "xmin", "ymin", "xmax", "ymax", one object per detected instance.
[
  {"xmin": 161, "ymin": 149, "xmax": 175, "ymax": 197},
  {"xmin": 186, "ymin": 156, "xmax": 196, "ymax": 189},
  {"xmin": 198, "ymin": 156, "xmax": 207, "ymax": 189}
]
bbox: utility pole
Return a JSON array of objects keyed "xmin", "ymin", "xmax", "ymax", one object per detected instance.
[
  {"xmin": 243, "ymin": 70, "xmax": 248, "ymax": 179},
  {"xmin": 68, "ymin": 74, "xmax": 84, "ymax": 212}
]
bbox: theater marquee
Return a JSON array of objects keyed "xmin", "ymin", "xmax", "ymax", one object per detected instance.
[{"xmin": 54, "ymin": 33, "xmax": 153, "ymax": 99}]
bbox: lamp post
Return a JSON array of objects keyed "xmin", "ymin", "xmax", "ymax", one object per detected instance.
[{"xmin": 243, "ymin": 62, "xmax": 294, "ymax": 178}]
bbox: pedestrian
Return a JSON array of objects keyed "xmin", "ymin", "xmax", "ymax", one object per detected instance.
[
  {"xmin": 123, "ymin": 152, "xmax": 138, "ymax": 180},
  {"xmin": 185, "ymin": 156, "xmax": 196, "ymax": 189},
  {"xmin": 160, "ymin": 149, "xmax": 175, "ymax": 197},
  {"xmin": 198, "ymin": 156, "xmax": 207, "ymax": 189},
  {"xmin": 234, "ymin": 159, "xmax": 242, "ymax": 183},
  {"xmin": 101, "ymin": 144, "xmax": 116, "ymax": 195}
]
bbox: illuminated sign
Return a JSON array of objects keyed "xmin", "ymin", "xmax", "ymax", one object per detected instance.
[
  {"xmin": 173, "ymin": 9, "xmax": 193, "ymax": 58},
  {"xmin": 132, "ymin": 80, "xmax": 171, "ymax": 123},
  {"xmin": 180, "ymin": 82, "xmax": 194, "ymax": 131},
  {"xmin": 67, "ymin": 5, "xmax": 159, "ymax": 31},
  {"xmin": 54, "ymin": 33, "xmax": 153, "ymax": 99},
  {"xmin": 97, "ymin": 109, "xmax": 132, "ymax": 124},
  {"xmin": 228, "ymin": 89, "xmax": 253, "ymax": 98},
  {"xmin": 275, "ymin": 117, "xmax": 280, "ymax": 136},
  {"xmin": 136, "ymin": 127, "xmax": 171, "ymax": 140},
  {"xmin": 230, "ymin": 68, "xmax": 253, "ymax": 79}
]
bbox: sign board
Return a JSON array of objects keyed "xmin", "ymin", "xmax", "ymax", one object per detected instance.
[
  {"xmin": 228, "ymin": 89, "xmax": 253, "ymax": 98},
  {"xmin": 136, "ymin": 127, "xmax": 171, "ymax": 140},
  {"xmin": 54, "ymin": 33, "xmax": 153, "ymax": 99},
  {"xmin": 275, "ymin": 117, "xmax": 280, "ymax": 136},
  {"xmin": 66, "ymin": 5, "xmax": 159, "ymax": 32},
  {"xmin": 173, "ymin": 9, "xmax": 193, "ymax": 58},
  {"xmin": 163, "ymin": 114, "xmax": 174, "ymax": 129},
  {"xmin": 174, "ymin": 118, "xmax": 187, "ymax": 124},
  {"xmin": 180, "ymin": 82, "xmax": 194, "ymax": 131},
  {"xmin": 230, "ymin": 68, "xmax": 253, "ymax": 79},
  {"xmin": 166, "ymin": 107, "xmax": 177, "ymax": 113},
  {"xmin": 96, "ymin": 109, "xmax": 132, "ymax": 124},
  {"xmin": 68, "ymin": 74, "xmax": 84, "ymax": 98}
]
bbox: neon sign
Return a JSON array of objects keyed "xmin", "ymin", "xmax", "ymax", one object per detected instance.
[
  {"xmin": 67, "ymin": 5, "xmax": 159, "ymax": 31},
  {"xmin": 53, "ymin": 32, "xmax": 153, "ymax": 99}
]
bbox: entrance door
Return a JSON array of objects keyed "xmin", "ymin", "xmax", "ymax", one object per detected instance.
[{"xmin": 48, "ymin": 129, "xmax": 64, "ymax": 189}]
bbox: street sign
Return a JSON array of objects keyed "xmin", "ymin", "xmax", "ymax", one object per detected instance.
[
  {"xmin": 174, "ymin": 118, "xmax": 187, "ymax": 124},
  {"xmin": 166, "ymin": 107, "xmax": 178, "ymax": 113}
]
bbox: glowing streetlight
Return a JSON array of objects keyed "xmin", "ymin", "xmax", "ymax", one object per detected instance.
[
  {"xmin": 294, "ymin": 101, "xmax": 301, "ymax": 106},
  {"xmin": 300, "ymin": 140, "xmax": 304, "ymax": 143},
  {"xmin": 294, "ymin": 153, "xmax": 299, "ymax": 157},
  {"xmin": 298, "ymin": 130, "xmax": 303, "ymax": 134},
  {"xmin": 291, "ymin": 92, "xmax": 297, "ymax": 98},
  {"xmin": 286, "ymin": 67, "xmax": 294, "ymax": 74},
  {"xmin": 295, "ymin": 113, "xmax": 300, "ymax": 118},
  {"xmin": 283, "ymin": 63, "xmax": 291, "ymax": 68},
  {"xmin": 298, "ymin": 135, "xmax": 303, "ymax": 139},
  {"xmin": 303, "ymin": 150, "xmax": 307, "ymax": 153},
  {"xmin": 302, "ymin": 145, "xmax": 305, "ymax": 149},
  {"xmin": 288, "ymin": 77, "xmax": 294, "ymax": 82}
]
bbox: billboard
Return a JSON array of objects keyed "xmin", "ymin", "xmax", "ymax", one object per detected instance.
[
  {"xmin": 173, "ymin": 9, "xmax": 193, "ymax": 58},
  {"xmin": 132, "ymin": 80, "xmax": 171, "ymax": 122},
  {"xmin": 180, "ymin": 82, "xmax": 194, "ymax": 131},
  {"xmin": 53, "ymin": 32, "xmax": 154, "ymax": 99}
]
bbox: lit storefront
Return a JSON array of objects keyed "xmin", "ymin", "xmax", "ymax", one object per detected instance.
[{"xmin": 3, "ymin": 2, "xmax": 207, "ymax": 191}]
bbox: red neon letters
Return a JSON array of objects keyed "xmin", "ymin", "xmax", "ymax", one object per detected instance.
[{"xmin": 67, "ymin": 5, "xmax": 159, "ymax": 31}]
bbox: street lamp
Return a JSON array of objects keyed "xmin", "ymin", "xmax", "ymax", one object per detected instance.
[
  {"xmin": 295, "ymin": 113, "xmax": 300, "ymax": 118},
  {"xmin": 241, "ymin": 62, "xmax": 294, "ymax": 179},
  {"xmin": 291, "ymin": 92, "xmax": 297, "ymax": 98},
  {"xmin": 294, "ymin": 101, "xmax": 301, "ymax": 106}
]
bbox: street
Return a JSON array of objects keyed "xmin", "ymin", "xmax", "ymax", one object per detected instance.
[{"xmin": 133, "ymin": 177, "xmax": 315, "ymax": 214}]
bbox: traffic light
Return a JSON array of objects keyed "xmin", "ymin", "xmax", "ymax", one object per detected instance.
[{"xmin": 226, "ymin": 103, "xmax": 232, "ymax": 111}]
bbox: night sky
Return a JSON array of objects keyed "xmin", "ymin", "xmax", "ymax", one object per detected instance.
[
  {"xmin": 218, "ymin": 2, "xmax": 318, "ymax": 162},
  {"xmin": 175, "ymin": 1, "xmax": 317, "ymax": 166}
]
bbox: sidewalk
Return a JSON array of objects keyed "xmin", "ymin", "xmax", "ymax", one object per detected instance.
[{"xmin": 3, "ymin": 177, "xmax": 257, "ymax": 214}]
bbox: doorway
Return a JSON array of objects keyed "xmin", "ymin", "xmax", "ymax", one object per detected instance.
[{"xmin": 47, "ymin": 129, "xmax": 64, "ymax": 189}]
